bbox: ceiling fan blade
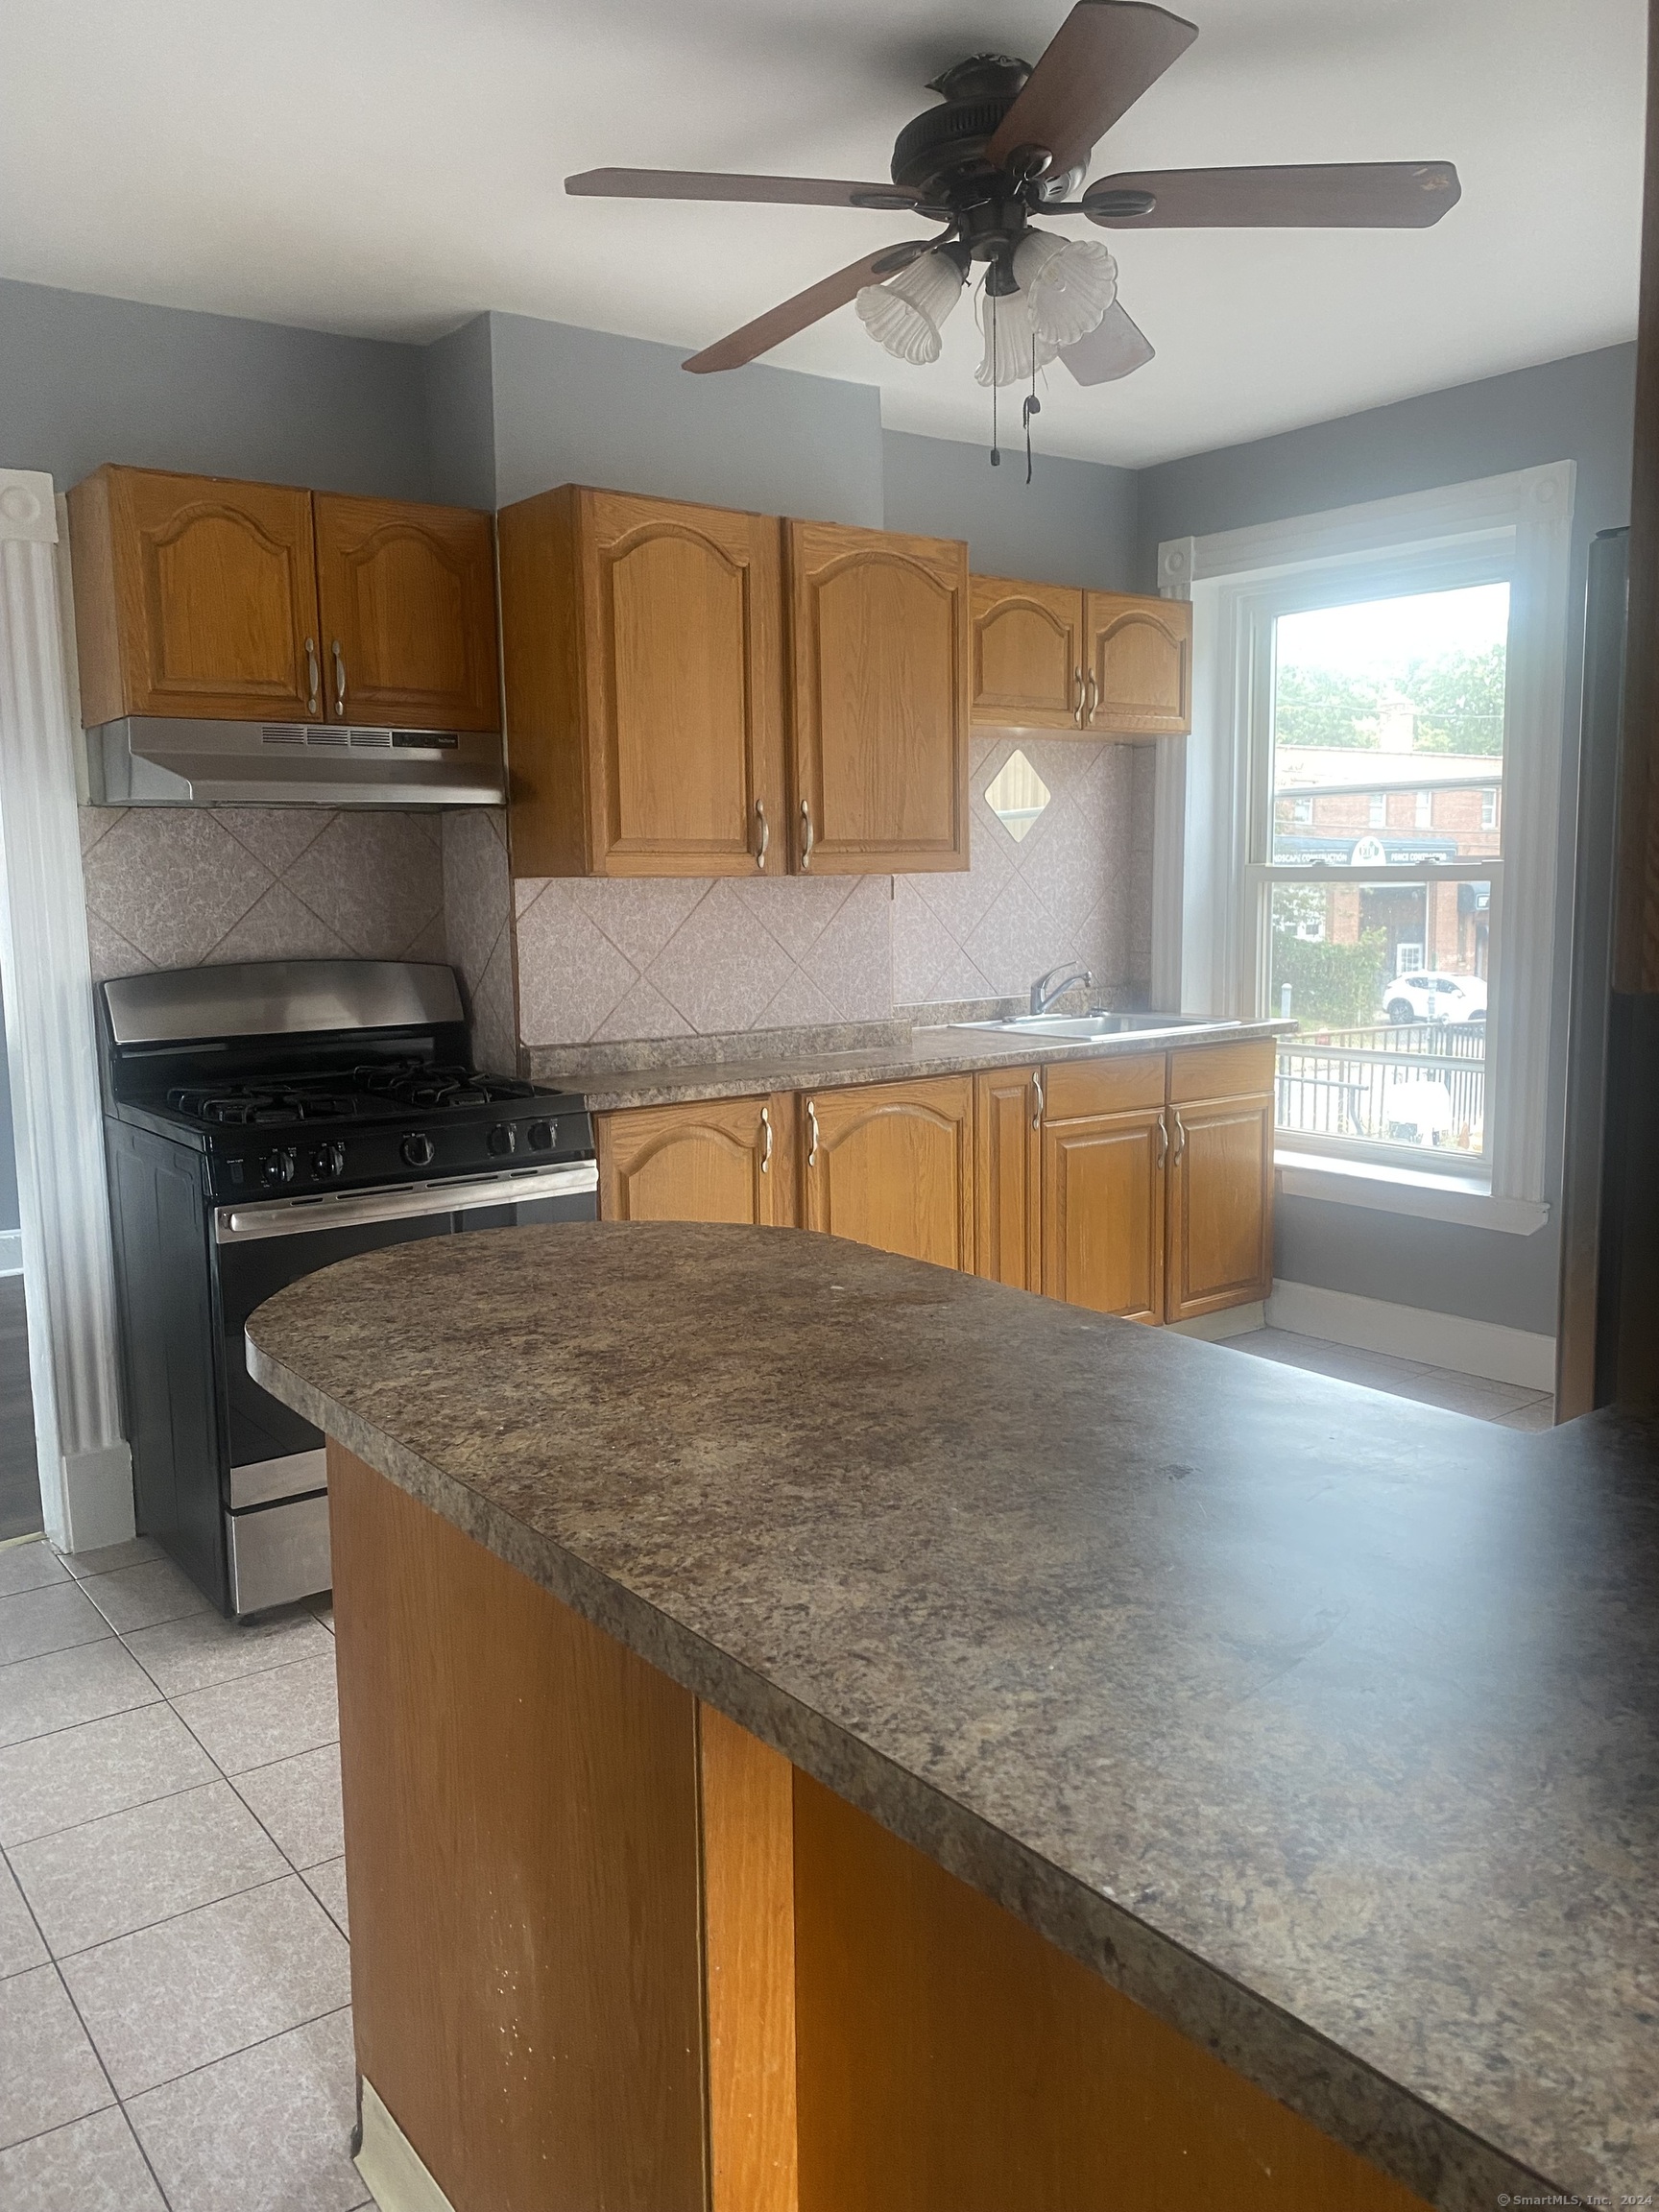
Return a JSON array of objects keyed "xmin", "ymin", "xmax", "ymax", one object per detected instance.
[
  {"xmin": 566, "ymin": 167, "xmax": 921, "ymax": 212},
  {"xmin": 1062, "ymin": 301, "xmax": 1155, "ymax": 385},
  {"xmin": 987, "ymin": 3, "xmax": 1197, "ymax": 180},
  {"xmin": 683, "ymin": 243, "xmax": 933, "ymax": 374},
  {"xmin": 1083, "ymin": 162, "xmax": 1461, "ymax": 228}
]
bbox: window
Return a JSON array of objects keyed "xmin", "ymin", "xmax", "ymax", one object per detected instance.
[
  {"xmin": 1157, "ymin": 461, "xmax": 1573, "ymax": 1230},
  {"xmin": 1263, "ymin": 579, "xmax": 1504, "ymax": 1171},
  {"xmin": 1292, "ymin": 794, "xmax": 1313, "ymax": 824}
]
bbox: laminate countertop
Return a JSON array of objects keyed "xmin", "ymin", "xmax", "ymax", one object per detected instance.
[
  {"xmin": 528, "ymin": 1014, "xmax": 1294, "ymax": 1111},
  {"xmin": 245, "ymin": 1223, "xmax": 1659, "ymax": 2212}
]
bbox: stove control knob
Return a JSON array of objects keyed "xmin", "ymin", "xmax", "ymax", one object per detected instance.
[
  {"xmin": 311, "ymin": 1142, "xmax": 346, "ymax": 1182},
  {"xmin": 486, "ymin": 1122, "xmax": 517, "ymax": 1157},
  {"xmin": 260, "ymin": 1147, "xmax": 297, "ymax": 1189},
  {"xmin": 400, "ymin": 1131, "xmax": 436, "ymax": 1169},
  {"xmin": 526, "ymin": 1118, "xmax": 556, "ymax": 1153}
]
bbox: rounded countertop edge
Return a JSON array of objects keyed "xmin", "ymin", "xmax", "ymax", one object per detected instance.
[{"xmin": 246, "ymin": 1326, "xmax": 1558, "ymax": 2212}]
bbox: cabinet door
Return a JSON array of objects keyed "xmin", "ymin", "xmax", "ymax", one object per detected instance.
[
  {"xmin": 1082, "ymin": 592, "xmax": 1192, "ymax": 736},
  {"xmin": 787, "ymin": 521, "xmax": 970, "ymax": 874},
  {"xmin": 582, "ymin": 492, "xmax": 786, "ymax": 877},
  {"xmin": 802, "ymin": 1077, "xmax": 974, "ymax": 1269},
  {"xmin": 597, "ymin": 1095, "xmax": 795, "ymax": 1227},
  {"xmin": 1165, "ymin": 1093, "xmax": 1274, "ymax": 1321},
  {"xmin": 68, "ymin": 465, "xmax": 321, "ymax": 725},
  {"xmin": 313, "ymin": 494, "xmax": 500, "ymax": 731},
  {"xmin": 1042, "ymin": 1107, "xmax": 1167, "ymax": 1324},
  {"xmin": 974, "ymin": 1068, "xmax": 1042, "ymax": 1290},
  {"xmin": 970, "ymin": 577, "xmax": 1084, "ymax": 732}
]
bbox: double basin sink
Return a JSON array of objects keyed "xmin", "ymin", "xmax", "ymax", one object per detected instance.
[{"xmin": 951, "ymin": 1012, "xmax": 1239, "ymax": 1042}]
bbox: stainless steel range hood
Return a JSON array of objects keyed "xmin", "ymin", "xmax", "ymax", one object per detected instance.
[{"xmin": 84, "ymin": 717, "xmax": 507, "ymax": 807}]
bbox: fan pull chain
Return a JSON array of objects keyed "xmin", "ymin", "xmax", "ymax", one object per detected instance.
[
  {"xmin": 1023, "ymin": 341, "xmax": 1041, "ymax": 485},
  {"xmin": 989, "ymin": 287, "xmax": 1000, "ymax": 468}
]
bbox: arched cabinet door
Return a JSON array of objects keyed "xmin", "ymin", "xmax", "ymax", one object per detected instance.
[
  {"xmin": 1083, "ymin": 591, "xmax": 1192, "ymax": 736},
  {"xmin": 596, "ymin": 1095, "xmax": 796, "ymax": 1228},
  {"xmin": 787, "ymin": 521, "xmax": 970, "ymax": 874},
  {"xmin": 314, "ymin": 493, "xmax": 500, "ymax": 731},
  {"xmin": 69, "ymin": 466, "xmax": 322, "ymax": 725},
  {"xmin": 970, "ymin": 576, "xmax": 1084, "ymax": 731},
  {"xmin": 801, "ymin": 1075, "xmax": 974, "ymax": 1270}
]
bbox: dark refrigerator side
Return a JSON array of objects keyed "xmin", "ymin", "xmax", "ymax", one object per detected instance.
[{"xmin": 1556, "ymin": 525, "xmax": 1659, "ymax": 1415}]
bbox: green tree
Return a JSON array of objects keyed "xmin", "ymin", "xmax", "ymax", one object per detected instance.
[
  {"xmin": 1272, "ymin": 662, "xmax": 1381, "ymax": 749},
  {"xmin": 1404, "ymin": 644, "xmax": 1506, "ymax": 755}
]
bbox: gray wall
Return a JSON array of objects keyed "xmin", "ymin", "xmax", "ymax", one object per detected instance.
[
  {"xmin": 422, "ymin": 315, "xmax": 497, "ymax": 512},
  {"xmin": 0, "ymin": 275, "xmax": 431, "ymax": 499},
  {"xmin": 487, "ymin": 312, "xmax": 884, "ymax": 524},
  {"xmin": 884, "ymin": 428, "xmax": 1139, "ymax": 589},
  {"xmin": 1137, "ymin": 343, "xmax": 1638, "ymax": 1338}
]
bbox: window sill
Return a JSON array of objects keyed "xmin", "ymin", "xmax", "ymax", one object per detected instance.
[{"xmin": 1274, "ymin": 1150, "xmax": 1551, "ymax": 1234}]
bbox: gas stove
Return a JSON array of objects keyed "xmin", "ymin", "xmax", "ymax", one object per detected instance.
[{"xmin": 97, "ymin": 958, "xmax": 597, "ymax": 1618}]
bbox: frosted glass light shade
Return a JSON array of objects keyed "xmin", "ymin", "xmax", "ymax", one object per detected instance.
[
  {"xmin": 856, "ymin": 249, "xmax": 965, "ymax": 366},
  {"xmin": 1013, "ymin": 231, "xmax": 1118, "ymax": 348},
  {"xmin": 974, "ymin": 289, "xmax": 1059, "ymax": 389}
]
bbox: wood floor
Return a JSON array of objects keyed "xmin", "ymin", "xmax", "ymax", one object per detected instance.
[{"xmin": 0, "ymin": 1274, "xmax": 42, "ymax": 1542}]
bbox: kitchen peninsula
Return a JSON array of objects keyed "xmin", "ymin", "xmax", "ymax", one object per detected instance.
[{"xmin": 246, "ymin": 1223, "xmax": 1658, "ymax": 2212}]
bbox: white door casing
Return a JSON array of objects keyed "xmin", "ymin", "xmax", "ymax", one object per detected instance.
[{"xmin": 0, "ymin": 469, "xmax": 133, "ymax": 1551}]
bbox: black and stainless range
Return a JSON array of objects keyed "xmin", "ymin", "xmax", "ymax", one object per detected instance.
[{"xmin": 99, "ymin": 958, "xmax": 597, "ymax": 1616}]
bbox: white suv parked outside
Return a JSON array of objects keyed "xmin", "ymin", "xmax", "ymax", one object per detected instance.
[{"xmin": 1382, "ymin": 971, "xmax": 1487, "ymax": 1025}]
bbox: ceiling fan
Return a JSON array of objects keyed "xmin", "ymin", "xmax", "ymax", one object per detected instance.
[{"xmin": 567, "ymin": 1, "xmax": 1460, "ymax": 397}]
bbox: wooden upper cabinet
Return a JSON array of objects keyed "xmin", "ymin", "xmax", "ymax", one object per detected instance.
[
  {"xmin": 802, "ymin": 1076, "xmax": 974, "ymax": 1270},
  {"xmin": 970, "ymin": 577, "xmax": 1083, "ymax": 732},
  {"xmin": 1039, "ymin": 1055, "xmax": 1168, "ymax": 1325},
  {"xmin": 68, "ymin": 466, "xmax": 322, "ymax": 726},
  {"xmin": 1082, "ymin": 591, "xmax": 1192, "ymax": 736},
  {"xmin": 1165, "ymin": 1043, "xmax": 1275, "ymax": 1322},
  {"xmin": 787, "ymin": 521, "xmax": 970, "ymax": 875},
  {"xmin": 312, "ymin": 494, "xmax": 499, "ymax": 731},
  {"xmin": 499, "ymin": 487, "xmax": 786, "ymax": 879},
  {"xmin": 596, "ymin": 1095, "xmax": 796, "ymax": 1228},
  {"xmin": 974, "ymin": 1068, "xmax": 1042, "ymax": 1291}
]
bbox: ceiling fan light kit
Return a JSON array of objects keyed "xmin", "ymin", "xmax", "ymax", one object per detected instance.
[{"xmin": 567, "ymin": 0, "xmax": 1461, "ymax": 454}]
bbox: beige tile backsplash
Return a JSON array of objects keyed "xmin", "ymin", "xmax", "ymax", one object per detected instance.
[{"xmin": 81, "ymin": 735, "xmax": 1154, "ymax": 1069}]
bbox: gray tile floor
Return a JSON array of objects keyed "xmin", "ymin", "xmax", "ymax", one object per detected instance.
[
  {"xmin": 0, "ymin": 1536, "xmax": 359, "ymax": 2212},
  {"xmin": 1227, "ymin": 1327, "xmax": 1557, "ymax": 1428}
]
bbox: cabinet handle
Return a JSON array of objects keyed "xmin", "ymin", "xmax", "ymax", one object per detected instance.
[
  {"xmin": 1084, "ymin": 668, "xmax": 1098, "ymax": 724},
  {"xmin": 806, "ymin": 1097, "xmax": 820, "ymax": 1167},
  {"xmin": 1031, "ymin": 1068, "xmax": 1044, "ymax": 1131},
  {"xmin": 1072, "ymin": 666, "xmax": 1085, "ymax": 727},
  {"xmin": 760, "ymin": 1103, "xmax": 773, "ymax": 1175},
  {"xmin": 1170, "ymin": 1109, "xmax": 1187, "ymax": 1162},
  {"xmin": 754, "ymin": 800, "xmax": 769, "ymax": 872},
  {"xmin": 304, "ymin": 637, "xmax": 320, "ymax": 717},
  {"xmin": 799, "ymin": 798, "xmax": 815, "ymax": 871},
  {"xmin": 1157, "ymin": 1112, "xmax": 1169, "ymax": 1168},
  {"xmin": 331, "ymin": 638, "xmax": 347, "ymax": 718}
]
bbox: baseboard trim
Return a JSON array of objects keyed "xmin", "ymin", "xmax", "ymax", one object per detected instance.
[
  {"xmin": 0, "ymin": 1230, "xmax": 20, "ymax": 1276},
  {"xmin": 1266, "ymin": 1280, "xmax": 1555, "ymax": 1391},
  {"xmin": 1166, "ymin": 1300, "xmax": 1265, "ymax": 1342},
  {"xmin": 357, "ymin": 2080, "xmax": 456, "ymax": 2212}
]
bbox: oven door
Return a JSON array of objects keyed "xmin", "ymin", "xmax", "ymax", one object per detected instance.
[{"xmin": 210, "ymin": 1162, "xmax": 597, "ymax": 1612}]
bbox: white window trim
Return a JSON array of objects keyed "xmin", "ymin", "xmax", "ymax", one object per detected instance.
[{"xmin": 1155, "ymin": 461, "xmax": 1575, "ymax": 1233}]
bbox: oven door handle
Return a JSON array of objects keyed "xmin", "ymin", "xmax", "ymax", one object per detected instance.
[{"xmin": 215, "ymin": 1161, "xmax": 598, "ymax": 1242}]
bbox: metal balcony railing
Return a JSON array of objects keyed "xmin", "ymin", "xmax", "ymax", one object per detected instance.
[{"xmin": 1276, "ymin": 1021, "xmax": 1485, "ymax": 1154}]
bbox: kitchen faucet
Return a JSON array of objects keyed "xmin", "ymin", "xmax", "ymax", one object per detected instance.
[{"xmin": 1029, "ymin": 964, "xmax": 1093, "ymax": 1017}]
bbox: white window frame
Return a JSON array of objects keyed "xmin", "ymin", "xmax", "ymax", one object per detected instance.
[{"xmin": 1154, "ymin": 462, "xmax": 1575, "ymax": 1235}]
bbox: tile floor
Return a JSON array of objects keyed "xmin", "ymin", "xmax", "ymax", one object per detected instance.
[
  {"xmin": 0, "ymin": 1534, "xmax": 359, "ymax": 2212},
  {"xmin": 1227, "ymin": 1327, "xmax": 1556, "ymax": 1428}
]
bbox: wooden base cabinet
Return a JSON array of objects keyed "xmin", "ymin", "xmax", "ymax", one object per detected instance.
[
  {"xmin": 331, "ymin": 1441, "xmax": 1431, "ymax": 2212},
  {"xmin": 802, "ymin": 1077, "xmax": 974, "ymax": 1270},
  {"xmin": 1038, "ymin": 1057, "xmax": 1168, "ymax": 1325},
  {"xmin": 1166, "ymin": 1045, "xmax": 1275, "ymax": 1321},
  {"xmin": 596, "ymin": 1095, "xmax": 796, "ymax": 1228},
  {"xmin": 974, "ymin": 1069, "xmax": 1042, "ymax": 1290}
]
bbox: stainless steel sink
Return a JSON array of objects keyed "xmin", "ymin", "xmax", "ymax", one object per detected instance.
[{"xmin": 950, "ymin": 1012, "xmax": 1238, "ymax": 1040}]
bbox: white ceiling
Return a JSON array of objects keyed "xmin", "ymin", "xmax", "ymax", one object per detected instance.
[{"xmin": 1, "ymin": 0, "xmax": 1646, "ymax": 466}]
